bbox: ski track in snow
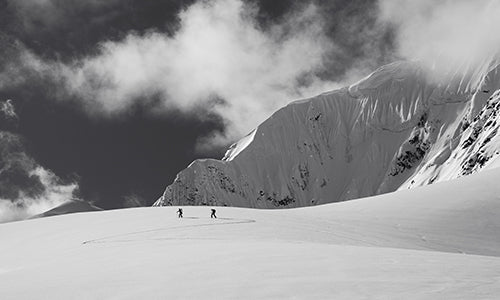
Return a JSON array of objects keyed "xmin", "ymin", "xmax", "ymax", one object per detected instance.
[{"xmin": 82, "ymin": 217, "xmax": 256, "ymax": 245}]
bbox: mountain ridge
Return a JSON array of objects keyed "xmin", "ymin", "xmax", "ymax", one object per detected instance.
[{"xmin": 154, "ymin": 60, "xmax": 500, "ymax": 208}]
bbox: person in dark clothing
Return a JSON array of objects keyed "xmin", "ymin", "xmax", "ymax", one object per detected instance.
[
  {"xmin": 177, "ymin": 208, "xmax": 183, "ymax": 218},
  {"xmin": 210, "ymin": 208, "xmax": 217, "ymax": 219}
]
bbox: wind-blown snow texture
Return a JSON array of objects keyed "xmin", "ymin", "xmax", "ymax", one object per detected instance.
[{"xmin": 155, "ymin": 60, "xmax": 500, "ymax": 208}]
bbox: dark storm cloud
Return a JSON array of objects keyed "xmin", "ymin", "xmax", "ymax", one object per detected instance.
[{"xmin": 3, "ymin": 0, "xmax": 197, "ymax": 59}]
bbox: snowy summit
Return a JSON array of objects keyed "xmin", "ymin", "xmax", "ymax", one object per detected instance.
[{"xmin": 155, "ymin": 60, "xmax": 500, "ymax": 208}]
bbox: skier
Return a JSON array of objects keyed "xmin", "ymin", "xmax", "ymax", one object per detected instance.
[
  {"xmin": 177, "ymin": 208, "xmax": 183, "ymax": 218},
  {"xmin": 210, "ymin": 208, "xmax": 217, "ymax": 219}
]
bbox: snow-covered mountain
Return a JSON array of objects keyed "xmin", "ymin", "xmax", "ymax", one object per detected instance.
[
  {"xmin": 30, "ymin": 199, "xmax": 103, "ymax": 219},
  {"xmin": 154, "ymin": 60, "xmax": 500, "ymax": 208}
]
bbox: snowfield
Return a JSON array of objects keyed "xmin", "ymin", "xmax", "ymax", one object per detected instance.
[{"xmin": 2, "ymin": 168, "xmax": 500, "ymax": 299}]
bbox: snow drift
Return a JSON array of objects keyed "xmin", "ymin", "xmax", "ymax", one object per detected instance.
[{"xmin": 155, "ymin": 60, "xmax": 500, "ymax": 208}]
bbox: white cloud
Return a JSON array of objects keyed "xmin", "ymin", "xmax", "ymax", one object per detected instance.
[
  {"xmin": 0, "ymin": 99, "xmax": 17, "ymax": 120},
  {"xmin": 0, "ymin": 167, "xmax": 78, "ymax": 223},
  {"xmin": 378, "ymin": 0, "xmax": 500, "ymax": 74},
  {"xmin": 16, "ymin": 0, "xmax": 340, "ymax": 147}
]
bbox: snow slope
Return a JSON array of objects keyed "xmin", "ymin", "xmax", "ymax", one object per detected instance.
[
  {"xmin": 2, "ymin": 167, "xmax": 500, "ymax": 299},
  {"xmin": 155, "ymin": 60, "xmax": 500, "ymax": 208}
]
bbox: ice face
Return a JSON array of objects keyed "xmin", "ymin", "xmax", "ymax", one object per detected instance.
[{"xmin": 155, "ymin": 60, "xmax": 500, "ymax": 208}]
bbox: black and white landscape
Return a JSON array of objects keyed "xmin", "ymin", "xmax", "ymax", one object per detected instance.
[{"xmin": 1, "ymin": 0, "xmax": 500, "ymax": 299}]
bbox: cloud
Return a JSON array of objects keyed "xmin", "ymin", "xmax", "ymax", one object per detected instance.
[
  {"xmin": 8, "ymin": 0, "xmax": 123, "ymax": 31},
  {"xmin": 0, "ymin": 100, "xmax": 17, "ymax": 120},
  {"xmin": 0, "ymin": 100, "xmax": 19, "ymax": 131},
  {"xmin": 0, "ymin": 101, "xmax": 78, "ymax": 223},
  {"xmin": 3, "ymin": 0, "xmax": 395, "ymax": 150},
  {"xmin": 12, "ymin": 0, "xmax": 341, "ymax": 148},
  {"xmin": 11, "ymin": 0, "xmax": 500, "ymax": 149},
  {"xmin": 122, "ymin": 193, "xmax": 147, "ymax": 208},
  {"xmin": 378, "ymin": 0, "xmax": 500, "ymax": 74},
  {"xmin": 0, "ymin": 166, "xmax": 78, "ymax": 223}
]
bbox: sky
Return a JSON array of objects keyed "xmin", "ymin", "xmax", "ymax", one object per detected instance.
[{"xmin": 0, "ymin": 0, "xmax": 499, "ymax": 221}]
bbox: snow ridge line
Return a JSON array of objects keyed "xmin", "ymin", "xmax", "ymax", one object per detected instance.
[{"xmin": 81, "ymin": 218, "xmax": 256, "ymax": 245}]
